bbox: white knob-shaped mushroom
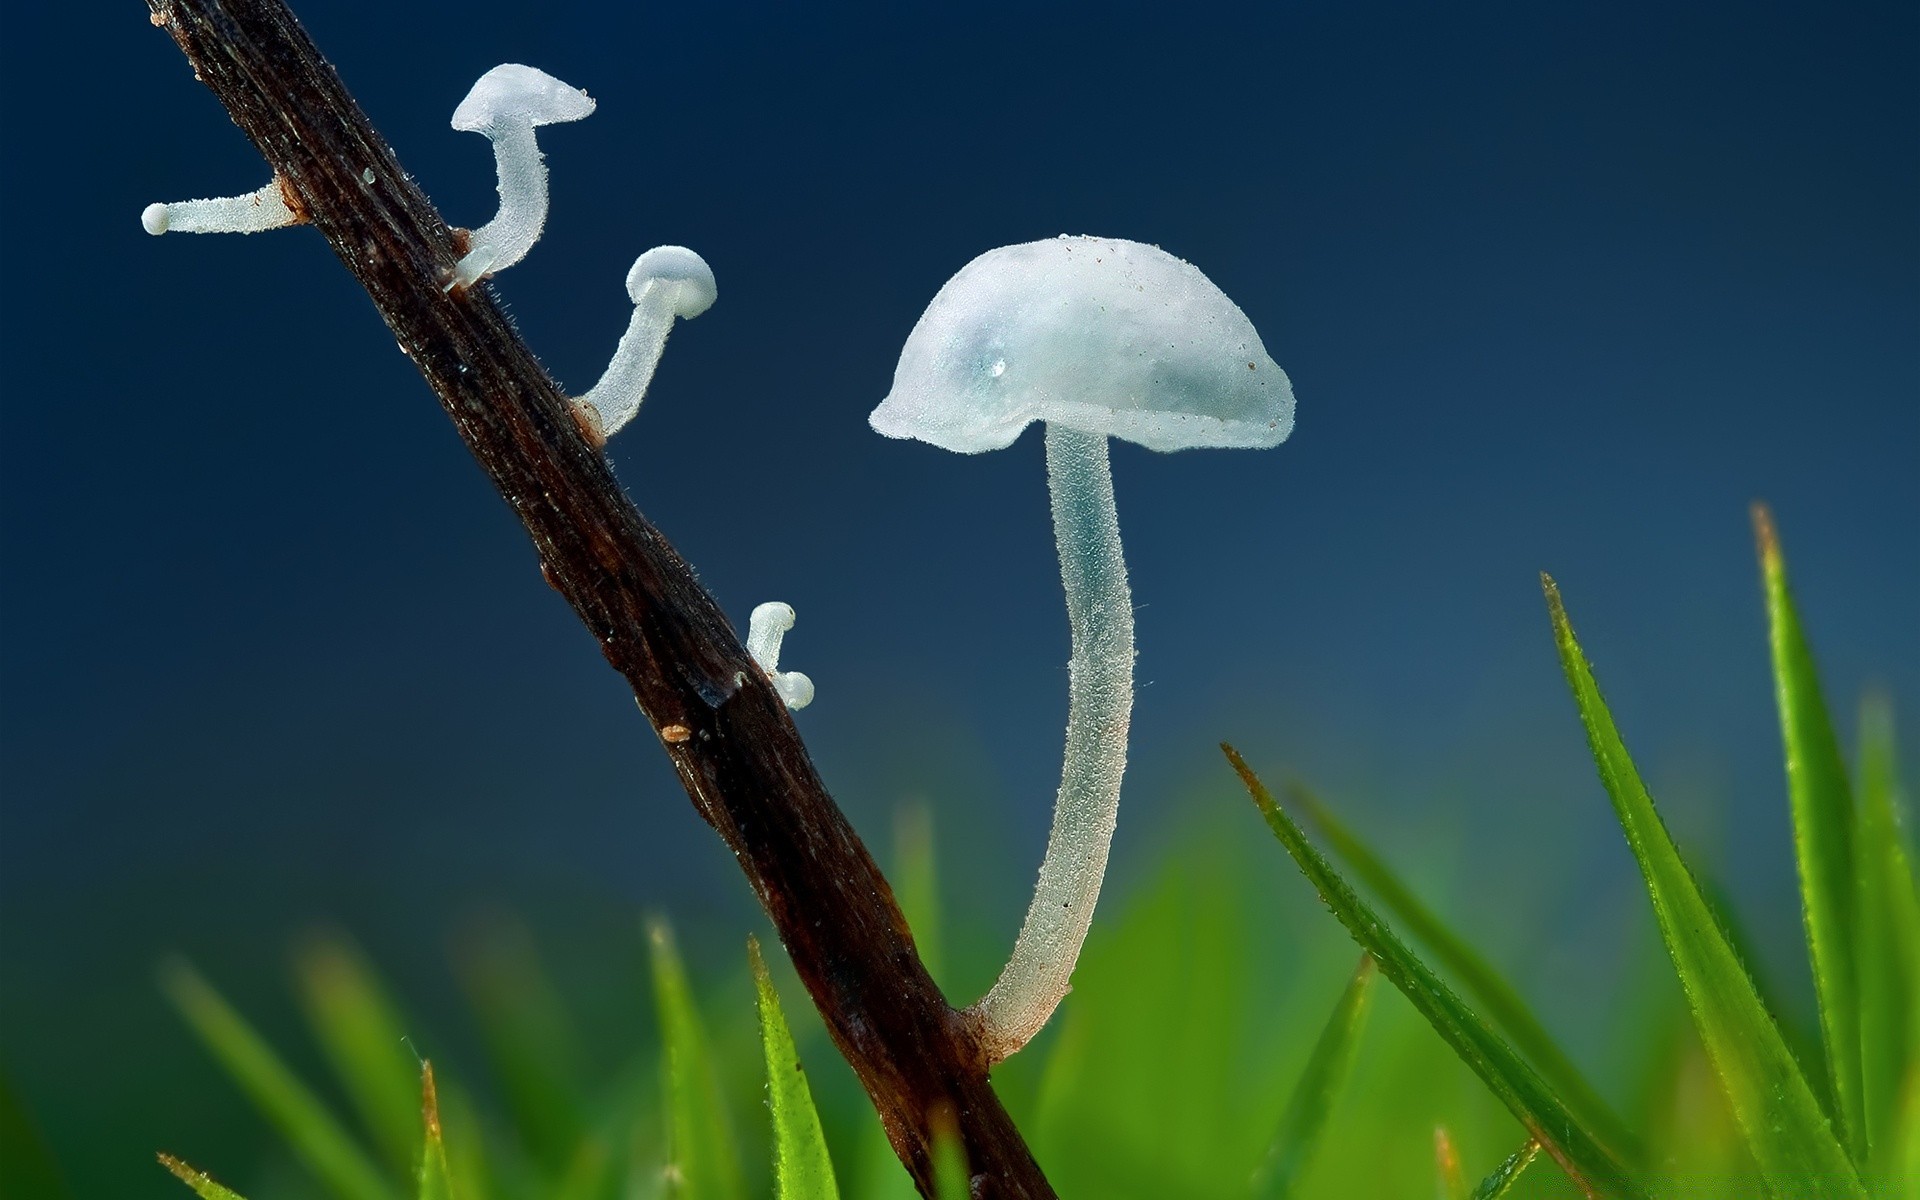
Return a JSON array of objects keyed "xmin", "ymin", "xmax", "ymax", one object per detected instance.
[
  {"xmin": 447, "ymin": 64, "xmax": 595, "ymax": 289},
  {"xmin": 746, "ymin": 601, "xmax": 814, "ymax": 710},
  {"xmin": 140, "ymin": 177, "xmax": 302, "ymax": 236},
  {"xmin": 573, "ymin": 246, "xmax": 717, "ymax": 442},
  {"xmin": 871, "ymin": 234, "xmax": 1294, "ymax": 1064}
]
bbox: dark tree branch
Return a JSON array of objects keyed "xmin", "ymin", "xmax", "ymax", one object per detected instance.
[{"xmin": 142, "ymin": 1, "xmax": 1053, "ymax": 1194}]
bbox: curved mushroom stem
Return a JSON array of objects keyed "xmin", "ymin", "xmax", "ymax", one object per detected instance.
[
  {"xmin": 747, "ymin": 601, "xmax": 816, "ymax": 710},
  {"xmin": 965, "ymin": 423, "xmax": 1133, "ymax": 1063},
  {"xmin": 574, "ymin": 248, "xmax": 715, "ymax": 442},
  {"xmin": 451, "ymin": 120, "xmax": 547, "ymax": 288},
  {"xmin": 575, "ymin": 278, "xmax": 678, "ymax": 438}
]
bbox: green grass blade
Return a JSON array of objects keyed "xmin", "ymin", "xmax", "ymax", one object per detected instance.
[
  {"xmin": 1290, "ymin": 782, "xmax": 1641, "ymax": 1164},
  {"xmin": 550, "ymin": 1139, "xmax": 615, "ymax": 1200},
  {"xmin": 748, "ymin": 937, "xmax": 841, "ymax": 1200},
  {"xmin": 1433, "ymin": 1126, "xmax": 1466, "ymax": 1200},
  {"xmin": 1027, "ymin": 830, "xmax": 1278, "ymax": 1194},
  {"xmin": 0, "ymin": 1063, "xmax": 69, "ymax": 1200},
  {"xmin": 1544, "ymin": 574, "xmax": 1865, "ymax": 1196},
  {"xmin": 417, "ymin": 1063, "xmax": 452, "ymax": 1200},
  {"xmin": 1694, "ymin": 870, "xmax": 1822, "ymax": 1078},
  {"xmin": 1755, "ymin": 504, "xmax": 1865, "ymax": 1159},
  {"xmin": 894, "ymin": 803, "xmax": 945, "ymax": 984},
  {"xmin": 161, "ymin": 961, "xmax": 397, "ymax": 1200},
  {"xmin": 1898, "ymin": 1070, "xmax": 1920, "ymax": 1200},
  {"xmin": 436, "ymin": 1084, "xmax": 495, "ymax": 1200},
  {"xmin": 929, "ymin": 1108, "xmax": 969, "ymax": 1200},
  {"xmin": 158, "ymin": 1154, "xmax": 250, "ymax": 1200},
  {"xmin": 1468, "ymin": 1139, "xmax": 1540, "ymax": 1200},
  {"xmin": 1223, "ymin": 746, "xmax": 1647, "ymax": 1198},
  {"xmin": 1858, "ymin": 694, "xmax": 1919, "ymax": 1172},
  {"xmin": 295, "ymin": 932, "xmax": 422, "ymax": 1177},
  {"xmin": 852, "ymin": 806, "xmax": 945, "ymax": 1200},
  {"xmin": 454, "ymin": 919, "xmax": 587, "ymax": 1175},
  {"xmin": 1252, "ymin": 952, "xmax": 1378, "ymax": 1198},
  {"xmin": 649, "ymin": 919, "xmax": 747, "ymax": 1200}
]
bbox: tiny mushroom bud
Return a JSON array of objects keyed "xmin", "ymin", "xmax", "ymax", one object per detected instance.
[
  {"xmin": 871, "ymin": 234, "xmax": 1294, "ymax": 1064},
  {"xmin": 447, "ymin": 64, "xmax": 595, "ymax": 289},
  {"xmin": 141, "ymin": 177, "xmax": 303, "ymax": 236},
  {"xmin": 573, "ymin": 246, "xmax": 717, "ymax": 441},
  {"xmin": 746, "ymin": 601, "xmax": 815, "ymax": 711}
]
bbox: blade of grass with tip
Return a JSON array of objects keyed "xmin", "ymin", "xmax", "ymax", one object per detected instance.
[
  {"xmin": 649, "ymin": 920, "xmax": 747, "ymax": 1200},
  {"xmin": 1468, "ymin": 1140, "xmax": 1540, "ymax": 1200},
  {"xmin": 296, "ymin": 933, "xmax": 422, "ymax": 1177},
  {"xmin": 1858, "ymin": 694, "xmax": 1919, "ymax": 1171},
  {"xmin": 417, "ymin": 1063, "xmax": 452, "ymax": 1200},
  {"xmin": 454, "ymin": 920, "xmax": 587, "ymax": 1175},
  {"xmin": 1289, "ymin": 782, "xmax": 1640, "ymax": 1163},
  {"xmin": 1252, "ymin": 952, "xmax": 1378, "ymax": 1199},
  {"xmin": 1223, "ymin": 746, "xmax": 1646, "ymax": 1198},
  {"xmin": 158, "ymin": 1154, "xmax": 250, "ymax": 1200},
  {"xmin": 1544, "ymin": 574, "xmax": 1864, "ymax": 1196},
  {"xmin": 1754, "ymin": 504, "xmax": 1864, "ymax": 1159},
  {"xmin": 161, "ymin": 961, "xmax": 396, "ymax": 1200},
  {"xmin": 748, "ymin": 937, "xmax": 840, "ymax": 1200}
]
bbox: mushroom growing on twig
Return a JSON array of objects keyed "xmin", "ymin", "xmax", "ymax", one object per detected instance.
[
  {"xmin": 573, "ymin": 246, "xmax": 717, "ymax": 442},
  {"xmin": 746, "ymin": 601, "xmax": 815, "ymax": 710},
  {"xmin": 871, "ymin": 234, "xmax": 1295, "ymax": 1064},
  {"xmin": 447, "ymin": 64, "xmax": 595, "ymax": 290},
  {"xmin": 141, "ymin": 177, "xmax": 303, "ymax": 236}
]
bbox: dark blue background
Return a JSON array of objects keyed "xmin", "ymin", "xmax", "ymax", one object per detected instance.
[{"xmin": 2, "ymin": 0, "xmax": 1914, "ymax": 1191}]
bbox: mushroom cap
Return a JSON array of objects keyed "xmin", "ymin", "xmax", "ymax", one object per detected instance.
[
  {"xmin": 451, "ymin": 64, "xmax": 596, "ymax": 132},
  {"xmin": 627, "ymin": 246, "xmax": 718, "ymax": 319},
  {"xmin": 870, "ymin": 235, "xmax": 1294, "ymax": 454}
]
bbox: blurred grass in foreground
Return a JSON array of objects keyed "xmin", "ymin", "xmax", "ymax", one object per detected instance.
[{"xmin": 52, "ymin": 507, "xmax": 1915, "ymax": 1198}]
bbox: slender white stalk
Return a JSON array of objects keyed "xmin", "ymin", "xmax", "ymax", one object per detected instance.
[
  {"xmin": 575, "ymin": 247, "xmax": 716, "ymax": 441},
  {"xmin": 141, "ymin": 179, "xmax": 299, "ymax": 236},
  {"xmin": 577, "ymin": 277, "xmax": 674, "ymax": 435},
  {"xmin": 451, "ymin": 121, "xmax": 545, "ymax": 288},
  {"xmin": 967, "ymin": 423, "xmax": 1133, "ymax": 1063},
  {"xmin": 747, "ymin": 601, "xmax": 815, "ymax": 710},
  {"xmin": 445, "ymin": 65, "xmax": 594, "ymax": 289}
]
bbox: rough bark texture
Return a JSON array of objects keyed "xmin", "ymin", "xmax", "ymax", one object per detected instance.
[{"xmin": 143, "ymin": 1, "xmax": 1054, "ymax": 1194}]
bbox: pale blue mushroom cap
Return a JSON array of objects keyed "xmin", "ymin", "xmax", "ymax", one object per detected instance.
[
  {"xmin": 870, "ymin": 235, "xmax": 1295, "ymax": 454},
  {"xmin": 452, "ymin": 64, "xmax": 596, "ymax": 132}
]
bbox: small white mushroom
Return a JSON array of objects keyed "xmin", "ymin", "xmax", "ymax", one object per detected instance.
[
  {"xmin": 872, "ymin": 234, "xmax": 1295, "ymax": 1064},
  {"xmin": 746, "ymin": 601, "xmax": 814, "ymax": 710},
  {"xmin": 573, "ymin": 246, "xmax": 717, "ymax": 441},
  {"xmin": 447, "ymin": 64, "xmax": 595, "ymax": 289},
  {"xmin": 141, "ymin": 177, "xmax": 302, "ymax": 236}
]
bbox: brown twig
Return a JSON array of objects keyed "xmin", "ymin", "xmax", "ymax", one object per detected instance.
[{"xmin": 142, "ymin": 1, "xmax": 1053, "ymax": 1194}]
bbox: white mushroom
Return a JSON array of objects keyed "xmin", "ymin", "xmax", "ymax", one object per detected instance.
[
  {"xmin": 871, "ymin": 234, "xmax": 1294, "ymax": 1064},
  {"xmin": 573, "ymin": 246, "xmax": 717, "ymax": 441},
  {"xmin": 447, "ymin": 64, "xmax": 595, "ymax": 289},
  {"xmin": 140, "ymin": 177, "xmax": 302, "ymax": 236},
  {"xmin": 746, "ymin": 601, "xmax": 814, "ymax": 710}
]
